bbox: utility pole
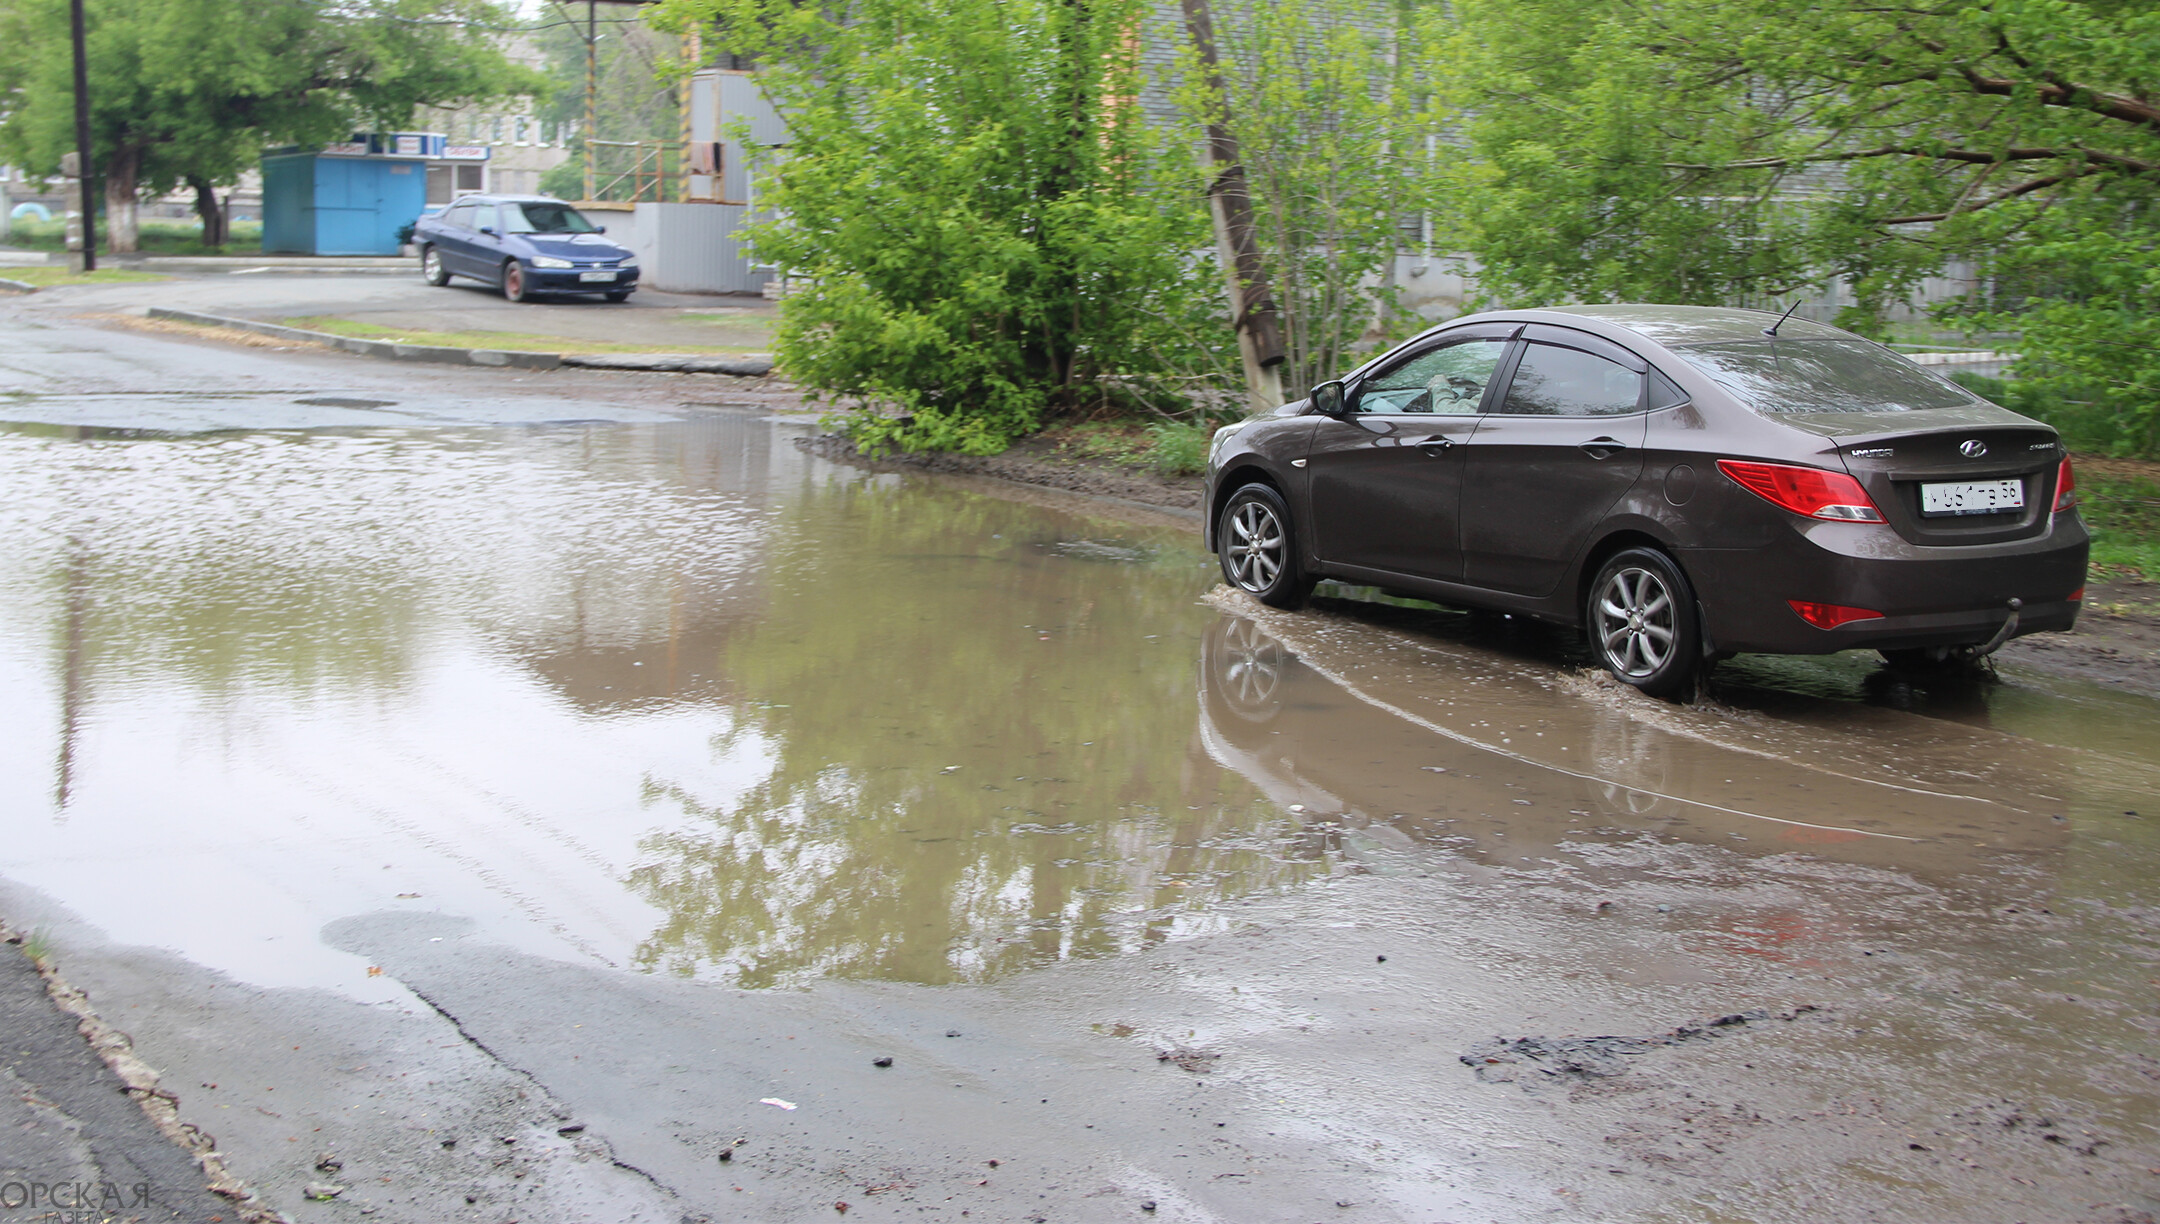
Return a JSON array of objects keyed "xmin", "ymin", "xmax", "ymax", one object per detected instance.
[
  {"xmin": 1180, "ymin": 0, "xmax": 1284, "ymax": 411},
  {"xmin": 68, "ymin": 0, "xmax": 96, "ymax": 272},
  {"xmin": 583, "ymin": 0, "xmax": 597, "ymax": 202}
]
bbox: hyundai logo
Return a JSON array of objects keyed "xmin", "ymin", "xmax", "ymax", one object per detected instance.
[{"xmin": 1959, "ymin": 439, "xmax": 1988, "ymax": 458}]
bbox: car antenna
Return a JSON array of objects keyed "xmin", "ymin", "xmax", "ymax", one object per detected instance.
[{"xmin": 1762, "ymin": 299, "xmax": 1802, "ymax": 338}]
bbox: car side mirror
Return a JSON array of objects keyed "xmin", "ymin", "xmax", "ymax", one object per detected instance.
[
  {"xmin": 478, "ymin": 226, "xmax": 497, "ymax": 236},
  {"xmin": 594, "ymin": 225, "xmax": 606, "ymax": 234},
  {"xmin": 1310, "ymin": 380, "xmax": 1348, "ymax": 416}
]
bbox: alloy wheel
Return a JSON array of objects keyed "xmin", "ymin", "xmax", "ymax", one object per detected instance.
[
  {"xmin": 1594, "ymin": 565, "xmax": 1677, "ymax": 679},
  {"xmin": 1225, "ymin": 500, "xmax": 1285, "ymax": 594}
]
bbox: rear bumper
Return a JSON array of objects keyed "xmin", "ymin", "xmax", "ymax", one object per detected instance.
[{"xmin": 1682, "ymin": 512, "xmax": 2089, "ymax": 655}]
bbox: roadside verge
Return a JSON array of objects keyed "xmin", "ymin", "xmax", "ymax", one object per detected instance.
[{"xmin": 143, "ymin": 307, "xmax": 776, "ymax": 376}]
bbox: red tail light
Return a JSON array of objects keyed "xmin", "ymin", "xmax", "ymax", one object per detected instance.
[
  {"xmin": 1717, "ymin": 460, "xmax": 1885, "ymax": 522},
  {"xmin": 2069, "ymin": 586, "xmax": 2084, "ymax": 602},
  {"xmin": 2054, "ymin": 456, "xmax": 2077, "ymax": 512},
  {"xmin": 1788, "ymin": 600, "xmax": 1884, "ymax": 629}
]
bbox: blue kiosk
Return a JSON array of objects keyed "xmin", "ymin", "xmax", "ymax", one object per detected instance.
[{"xmin": 261, "ymin": 134, "xmax": 441, "ymax": 256}]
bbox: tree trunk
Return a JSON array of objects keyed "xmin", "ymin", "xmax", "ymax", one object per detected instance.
[
  {"xmin": 102, "ymin": 144, "xmax": 140, "ymax": 254},
  {"xmin": 188, "ymin": 175, "xmax": 226, "ymax": 250},
  {"xmin": 1179, "ymin": 0, "xmax": 1286, "ymax": 412}
]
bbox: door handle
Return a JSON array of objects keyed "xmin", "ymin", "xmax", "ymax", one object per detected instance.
[
  {"xmin": 1417, "ymin": 436, "xmax": 1454, "ymax": 457},
  {"xmin": 1579, "ymin": 437, "xmax": 1627, "ymax": 458}
]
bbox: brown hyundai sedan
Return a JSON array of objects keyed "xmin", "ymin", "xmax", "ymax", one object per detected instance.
[{"xmin": 1203, "ymin": 305, "xmax": 2088, "ymax": 698}]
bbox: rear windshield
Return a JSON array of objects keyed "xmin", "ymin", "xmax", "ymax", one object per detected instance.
[
  {"xmin": 501, "ymin": 202, "xmax": 598, "ymax": 234},
  {"xmin": 1669, "ymin": 339, "xmax": 1977, "ymax": 414}
]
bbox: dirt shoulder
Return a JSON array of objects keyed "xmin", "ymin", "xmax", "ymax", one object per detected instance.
[
  {"xmin": 798, "ymin": 429, "xmax": 1205, "ymax": 513},
  {"xmin": 802, "ymin": 431, "xmax": 2160, "ymax": 697}
]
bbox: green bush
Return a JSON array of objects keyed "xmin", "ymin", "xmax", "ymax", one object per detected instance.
[
  {"xmin": 1949, "ymin": 373, "xmax": 2120, "ymax": 456},
  {"xmin": 1143, "ymin": 419, "xmax": 1213, "ymax": 476},
  {"xmin": 657, "ymin": 0, "xmax": 1236, "ymax": 457}
]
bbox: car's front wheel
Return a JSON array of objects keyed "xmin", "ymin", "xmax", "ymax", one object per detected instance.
[
  {"xmin": 502, "ymin": 260, "xmax": 531, "ymax": 303},
  {"xmin": 1587, "ymin": 547, "xmax": 1701, "ymax": 699},
  {"xmin": 1217, "ymin": 483, "xmax": 1314, "ymax": 609},
  {"xmin": 421, "ymin": 245, "xmax": 450, "ymax": 286}
]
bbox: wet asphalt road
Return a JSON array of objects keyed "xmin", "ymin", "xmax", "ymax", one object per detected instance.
[{"xmin": 1, "ymin": 299, "xmax": 2157, "ymax": 1224}]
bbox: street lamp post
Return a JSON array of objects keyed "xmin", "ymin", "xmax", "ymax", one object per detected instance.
[
  {"xmin": 69, "ymin": 0, "xmax": 96, "ymax": 272},
  {"xmin": 583, "ymin": 0, "xmax": 597, "ymax": 202}
]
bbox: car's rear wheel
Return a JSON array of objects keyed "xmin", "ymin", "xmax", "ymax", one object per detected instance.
[
  {"xmin": 502, "ymin": 260, "xmax": 531, "ymax": 303},
  {"xmin": 1588, "ymin": 547, "xmax": 1701, "ymax": 699},
  {"xmin": 421, "ymin": 245, "xmax": 449, "ymax": 286},
  {"xmin": 1218, "ymin": 484, "xmax": 1314, "ymax": 609}
]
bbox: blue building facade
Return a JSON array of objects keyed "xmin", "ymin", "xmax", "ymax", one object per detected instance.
[{"xmin": 261, "ymin": 135, "xmax": 443, "ymax": 256}]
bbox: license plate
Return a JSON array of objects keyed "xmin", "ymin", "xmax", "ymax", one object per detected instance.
[
  {"xmin": 1920, "ymin": 478, "xmax": 2024, "ymax": 516},
  {"xmin": 578, "ymin": 270, "xmax": 616, "ymax": 282}
]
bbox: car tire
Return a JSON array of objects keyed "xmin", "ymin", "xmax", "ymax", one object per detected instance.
[
  {"xmin": 605, "ymin": 289, "xmax": 632, "ymax": 302},
  {"xmin": 1587, "ymin": 547, "xmax": 1701, "ymax": 699},
  {"xmin": 1217, "ymin": 483, "xmax": 1314, "ymax": 610},
  {"xmin": 502, "ymin": 260, "xmax": 531, "ymax": 303},
  {"xmin": 421, "ymin": 245, "xmax": 450, "ymax": 286}
]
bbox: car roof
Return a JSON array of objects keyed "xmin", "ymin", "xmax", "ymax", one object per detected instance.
[
  {"xmin": 1537, "ymin": 304, "xmax": 1850, "ymax": 345},
  {"xmin": 1371, "ymin": 305, "xmax": 1857, "ymax": 384},
  {"xmin": 445, "ymin": 193, "xmax": 576, "ymax": 206}
]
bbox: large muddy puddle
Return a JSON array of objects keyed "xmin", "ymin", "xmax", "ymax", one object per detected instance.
[{"xmin": 1, "ymin": 414, "xmax": 2155, "ymax": 1003}]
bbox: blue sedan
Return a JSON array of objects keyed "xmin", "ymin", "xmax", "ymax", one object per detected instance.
[{"xmin": 413, "ymin": 194, "xmax": 641, "ymax": 302}]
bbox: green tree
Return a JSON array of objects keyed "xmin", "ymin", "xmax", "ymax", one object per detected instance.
[
  {"xmin": 1175, "ymin": 0, "xmax": 1448, "ymax": 398},
  {"xmin": 652, "ymin": 0, "xmax": 1235, "ymax": 455},
  {"xmin": 1435, "ymin": 0, "xmax": 2160, "ymax": 454},
  {"xmin": 0, "ymin": 0, "xmax": 541, "ymax": 251}
]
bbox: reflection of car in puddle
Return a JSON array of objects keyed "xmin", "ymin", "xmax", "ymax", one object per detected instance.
[{"xmin": 1196, "ymin": 615, "xmax": 2066, "ymax": 873}]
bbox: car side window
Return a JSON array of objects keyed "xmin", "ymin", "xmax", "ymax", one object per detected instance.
[
  {"xmin": 1496, "ymin": 343, "xmax": 1644, "ymax": 416},
  {"xmin": 441, "ymin": 204, "xmax": 473, "ymax": 230},
  {"xmin": 1354, "ymin": 338, "xmax": 1508, "ymax": 415},
  {"xmin": 474, "ymin": 205, "xmax": 500, "ymax": 234}
]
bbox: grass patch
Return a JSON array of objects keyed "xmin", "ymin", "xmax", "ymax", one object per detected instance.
[
  {"xmin": 5, "ymin": 216, "xmax": 263, "ymax": 256},
  {"xmin": 2078, "ymin": 465, "xmax": 2160, "ymax": 583},
  {"xmin": 1, "ymin": 266, "xmax": 171, "ymax": 288},
  {"xmin": 1050, "ymin": 418, "xmax": 1217, "ymax": 477},
  {"xmin": 282, "ymin": 316, "xmax": 761, "ymax": 356}
]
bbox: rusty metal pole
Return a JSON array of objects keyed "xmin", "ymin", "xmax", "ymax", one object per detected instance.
[
  {"xmin": 679, "ymin": 29, "xmax": 697, "ymax": 202},
  {"xmin": 582, "ymin": 0, "xmax": 597, "ymax": 201},
  {"xmin": 69, "ymin": 0, "xmax": 96, "ymax": 271},
  {"xmin": 1180, "ymin": 0, "xmax": 1284, "ymax": 411}
]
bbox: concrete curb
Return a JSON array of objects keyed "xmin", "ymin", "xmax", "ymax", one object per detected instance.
[
  {"xmin": 146, "ymin": 307, "xmax": 563, "ymax": 370},
  {"xmin": 0, "ymin": 277, "xmax": 34, "ymax": 294},
  {"xmin": 562, "ymin": 352, "xmax": 775, "ymax": 376},
  {"xmin": 1, "ymin": 921, "xmax": 289, "ymax": 1223}
]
